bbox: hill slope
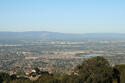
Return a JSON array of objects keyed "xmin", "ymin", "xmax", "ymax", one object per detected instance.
[{"xmin": 0, "ymin": 31, "xmax": 125, "ymax": 40}]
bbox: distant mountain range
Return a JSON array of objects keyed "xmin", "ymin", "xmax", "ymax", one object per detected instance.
[{"xmin": 0, "ymin": 31, "xmax": 125, "ymax": 40}]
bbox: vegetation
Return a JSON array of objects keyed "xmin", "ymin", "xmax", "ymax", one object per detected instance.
[
  {"xmin": 0, "ymin": 56, "xmax": 125, "ymax": 83},
  {"xmin": 76, "ymin": 56, "xmax": 113, "ymax": 83},
  {"xmin": 113, "ymin": 64, "xmax": 125, "ymax": 83}
]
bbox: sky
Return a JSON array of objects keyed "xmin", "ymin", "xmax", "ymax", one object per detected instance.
[{"xmin": 0, "ymin": 0, "xmax": 125, "ymax": 33}]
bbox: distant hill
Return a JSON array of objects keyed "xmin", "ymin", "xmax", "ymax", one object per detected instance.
[
  {"xmin": 83, "ymin": 33, "xmax": 125, "ymax": 39},
  {"xmin": 0, "ymin": 31, "xmax": 83, "ymax": 40},
  {"xmin": 0, "ymin": 31, "xmax": 125, "ymax": 40}
]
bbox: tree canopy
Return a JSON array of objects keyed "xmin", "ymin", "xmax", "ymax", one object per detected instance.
[{"xmin": 76, "ymin": 56, "xmax": 113, "ymax": 83}]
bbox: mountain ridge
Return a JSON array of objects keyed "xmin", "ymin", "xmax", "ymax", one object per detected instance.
[{"xmin": 0, "ymin": 31, "xmax": 125, "ymax": 40}]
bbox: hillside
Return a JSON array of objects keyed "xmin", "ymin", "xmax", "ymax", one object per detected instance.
[{"xmin": 0, "ymin": 31, "xmax": 125, "ymax": 40}]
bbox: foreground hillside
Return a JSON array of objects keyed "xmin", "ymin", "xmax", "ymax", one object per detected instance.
[{"xmin": 0, "ymin": 56, "xmax": 125, "ymax": 83}]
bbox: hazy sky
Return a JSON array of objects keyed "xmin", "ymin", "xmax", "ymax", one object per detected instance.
[{"xmin": 0, "ymin": 0, "xmax": 125, "ymax": 33}]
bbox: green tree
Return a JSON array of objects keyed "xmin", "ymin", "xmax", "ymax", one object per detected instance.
[
  {"xmin": 35, "ymin": 74, "xmax": 59, "ymax": 83},
  {"xmin": 0, "ymin": 72, "xmax": 11, "ymax": 83},
  {"xmin": 113, "ymin": 64, "xmax": 125, "ymax": 83},
  {"xmin": 76, "ymin": 56, "xmax": 113, "ymax": 83},
  {"xmin": 34, "ymin": 67, "xmax": 40, "ymax": 74},
  {"xmin": 10, "ymin": 74, "xmax": 17, "ymax": 80},
  {"xmin": 60, "ymin": 74, "xmax": 78, "ymax": 83}
]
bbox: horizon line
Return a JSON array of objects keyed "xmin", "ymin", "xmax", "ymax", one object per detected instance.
[{"xmin": 0, "ymin": 30, "xmax": 124, "ymax": 34}]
